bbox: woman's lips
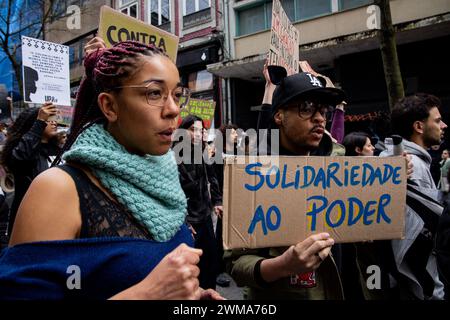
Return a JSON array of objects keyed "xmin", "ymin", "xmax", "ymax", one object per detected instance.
[{"xmin": 158, "ymin": 129, "xmax": 174, "ymax": 142}]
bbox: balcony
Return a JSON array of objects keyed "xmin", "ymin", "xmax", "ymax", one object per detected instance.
[{"xmin": 183, "ymin": 8, "xmax": 211, "ymax": 29}]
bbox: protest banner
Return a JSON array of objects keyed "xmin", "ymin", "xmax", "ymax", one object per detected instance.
[
  {"xmin": 98, "ymin": 5, "xmax": 179, "ymax": 62},
  {"xmin": 179, "ymin": 98, "xmax": 216, "ymax": 129},
  {"xmin": 269, "ymin": 0, "xmax": 300, "ymax": 75},
  {"xmin": 223, "ymin": 156, "xmax": 407, "ymax": 249},
  {"xmin": 54, "ymin": 99, "xmax": 76, "ymax": 126},
  {"xmin": 21, "ymin": 36, "xmax": 71, "ymax": 106}
]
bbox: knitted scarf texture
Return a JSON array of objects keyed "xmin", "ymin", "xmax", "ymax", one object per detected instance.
[{"xmin": 63, "ymin": 124, "xmax": 187, "ymax": 242}]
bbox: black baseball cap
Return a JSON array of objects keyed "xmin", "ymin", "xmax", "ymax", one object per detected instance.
[{"xmin": 270, "ymin": 69, "xmax": 346, "ymax": 117}]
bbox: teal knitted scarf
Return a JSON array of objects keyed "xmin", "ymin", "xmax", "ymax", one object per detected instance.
[{"xmin": 63, "ymin": 124, "xmax": 187, "ymax": 242}]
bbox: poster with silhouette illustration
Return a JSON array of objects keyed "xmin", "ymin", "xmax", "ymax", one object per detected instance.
[{"xmin": 21, "ymin": 36, "xmax": 70, "ymax": 106}]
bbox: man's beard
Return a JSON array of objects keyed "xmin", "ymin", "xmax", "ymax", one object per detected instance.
[{"xmin": 423, "ymin": 134, "xmax": 441, "ymax": 148}]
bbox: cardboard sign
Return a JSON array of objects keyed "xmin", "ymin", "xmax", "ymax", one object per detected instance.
[
  {"xmin": 21, "ymin": 36, "xmax": 71, "ymax": 106},
  {"xmin": 98, "ymin": 6, "xmax": 179, "ymax": 62},
  {"xmin": 223, "ymin": 156, "xmax": 406, "ymax": 249},
  {"xmin": 269, "ymin": 0, "xmax": 300, "ymax": 75},
  {"xmin": 299, "ymin": 60, "xmax": 334, "ymax": 88},
  {"xmin": 179, "ymin": 98, "xmax": 216, "ymax": 129}
]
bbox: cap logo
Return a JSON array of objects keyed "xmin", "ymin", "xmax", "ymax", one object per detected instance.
[{"xmin": 306, "ymin": 73, "xmax": 323, "ymax": 87}]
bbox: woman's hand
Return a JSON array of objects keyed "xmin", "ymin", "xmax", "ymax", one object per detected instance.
[
  {"xmin": 110, "ymin": 243, "xmax": 203, "ymax": 300},
  {"xmin": 198, "ymin": 288, "xmax": 226, "ymax": 300},
  {"xmin": 37, "ymin": 102, "xmax": 57, "ymax": 122}
]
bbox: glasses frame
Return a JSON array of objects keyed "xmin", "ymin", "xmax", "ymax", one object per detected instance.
[
  {"xmin": 284, "ymin": 100, "xmax": 335, "ymax": 120},
  {"xmin": 112, "ymin": 81, "xmax": 191, "ymax": 109}
]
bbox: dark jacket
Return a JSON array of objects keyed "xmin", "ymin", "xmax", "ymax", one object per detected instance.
[
  {"xmin": 178, "ymin": 148, "xmax": 222, "ymax": 224},
  {"xmin": 9, "ymin": 120, "xmax": 60, "ymax": 220}
]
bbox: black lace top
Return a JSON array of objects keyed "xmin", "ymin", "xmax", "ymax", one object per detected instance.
[{"xmin": 58, "ymin": 165, "xmax": 153, "ymax": 240}]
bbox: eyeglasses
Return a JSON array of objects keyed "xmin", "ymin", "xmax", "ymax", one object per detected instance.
[
  {"xmin": 285, "ymin": 101, "xmax": 334, "ymax": 120},
  {"xmin": 113, "ymin": 81, "xmax": 191, "ymax": 109}
]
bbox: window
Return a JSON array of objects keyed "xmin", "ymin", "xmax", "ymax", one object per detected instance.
[
  {"xmin": 339, "ymin": 0, "xmax": 373, "ymax": 10},
  {"xmin": 120, "ymin": 0, "xmax": 138, "ymax": 18},
  {"xmin": 296, "ymin": 0, "xmax": 332, "ymax": 20},
  {"xmin": 148, "ymin": 0, "xmax": 171, "ymax": 25},
  {"xmin": 188, "ymin": 70, "xmax": 213, "ymax": 92},
  {"xmin": 237, "ymin": 5, "xmax": 267, "ymax": 36},
  {"xmin": 237, "ymin": 0, "xmax": 332, "ymax": 36},
  {"xmin": 183, "ymin": 0, "xmax": 211, "ymax": 16}
]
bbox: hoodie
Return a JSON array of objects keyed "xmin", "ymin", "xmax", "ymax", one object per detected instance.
[
  {"xmin": 377, "ymin": 138, "xmax": 444, "ymax": 300},
  {"xmin": 381, "ymin": 139, "xmax": 436, "ymax": 189}
]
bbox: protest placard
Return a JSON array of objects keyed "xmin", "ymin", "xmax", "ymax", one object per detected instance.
[
  {"xmin": 55, "ymin": 99, "xmax": 76, "ymax": 126},
  {"xmin": 299, "ymin": 60, "xmax": 334, "ymax": 88},
  {"xmin": 98, "ymin": 6, "xmax": 179, "ymax": 62},
  {"xmin": 21, "ymin": 36, "xmax": 71, "ymax": 106},
  {"xmin": 223, "ymin": 156, "xmax": 407, "ymax": 249},
  {"xmin": 179, "ymin": 98, "xmax": 216, "ymax": 129},
  {"xmin": 268, "ymin": 0, "xmax": 300, "ymax": 75}
]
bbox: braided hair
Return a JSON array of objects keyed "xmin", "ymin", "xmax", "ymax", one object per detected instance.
[{"xmin": 52, "ymin": 41, "xmax": 167, "ymax": 165}]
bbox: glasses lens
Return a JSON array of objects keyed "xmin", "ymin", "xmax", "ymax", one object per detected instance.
[
  {"xmin": 298, "ymin": 101, "xmax": 315, "ymax": 119},
  {"xmin": 145, "ymin": 82, "xmax": 166, "ymax": 107},
  {"xmin": 298, "ymin": 102, "xmax": 333, "ymax": 119},
  {"xmin": 145, "ymin": 83, "xmax": 190, "ymax": 109}
]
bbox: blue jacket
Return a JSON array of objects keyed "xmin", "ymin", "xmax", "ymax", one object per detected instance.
[{"xmin": 0, "ymin": 224, "xmax": 193, "ymax": 299}]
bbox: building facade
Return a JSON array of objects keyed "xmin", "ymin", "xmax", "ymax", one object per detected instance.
[
  {"xmin": 208, "ymin": 0, "xmax": 450, "ymax": 132},
  {"xmin": 45, "ymin": 0, "xmax": 226, "ymax": 127}
]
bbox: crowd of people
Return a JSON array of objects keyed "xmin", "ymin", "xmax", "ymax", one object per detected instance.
[{"xmin": 0, "ymin": 37, "xmax": 448, "ymax": 300}]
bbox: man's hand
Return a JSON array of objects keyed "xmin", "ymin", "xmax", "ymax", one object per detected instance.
[
  {"xmin": 283, "ymin": 233, "xmax": 334, "ymax": 275},
  {"xmin": 214, "ymin": 205, "xmax": 223, "ymax": 219},
  {"xmin": 260, "ymin": 233, "xmax": 334, "ymax": 283},
  {"xmin": 403, "ymin": 151, "xmax": 414, "ymax": 179},
  {"xmin": 262, "ymin": 59, "xmax": 276, "ymax": 105}
]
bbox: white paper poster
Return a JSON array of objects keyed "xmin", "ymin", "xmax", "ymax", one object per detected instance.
[{"xmin": 21, "ymin": 36, "xmax": 71, "ymax": 106}]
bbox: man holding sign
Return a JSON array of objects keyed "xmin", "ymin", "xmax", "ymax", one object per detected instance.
[{"xmin": 228, "ymin": 68, "xmax": 347, "ymax": 300}]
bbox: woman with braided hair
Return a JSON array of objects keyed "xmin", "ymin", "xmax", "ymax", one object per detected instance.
[{"xmin": 0, "ymin": 39, "xmax": 223, "ymax": 300}]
